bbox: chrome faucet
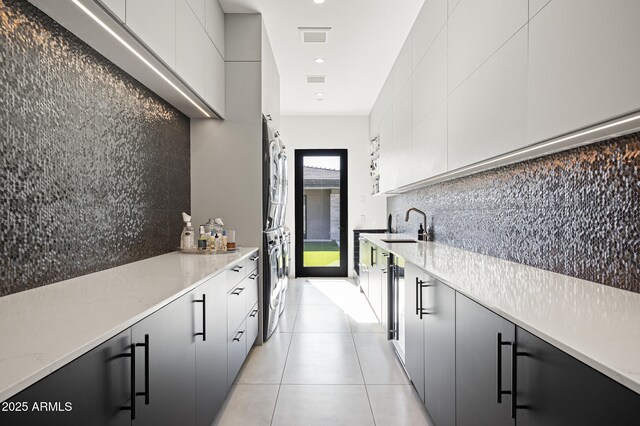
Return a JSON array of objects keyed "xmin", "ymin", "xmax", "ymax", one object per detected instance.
[{"xmin": 405, "ymin": 207, "xmax": 427, "ymax": 241}]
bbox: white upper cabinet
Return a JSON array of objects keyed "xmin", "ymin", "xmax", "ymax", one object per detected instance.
[
  {"xmin": 527, "ymin": 0, "xmax": 640, "ymax": 144},
  {"xmin": 205, "ymin": 40, "xmax": 225, "ymax": 117},
  {"xmin": 186, "ymin": 0, "xmax": 205, "ymax": 26},
  {"xmin": 448, "ymin": 0, "xmax": 527, "ymax": 93},
  {"xmin": 390, "ymin": 34, "xmax": 413, "ymax": 105},
  {"xmin": 378, "ymin": 110, "xmax": 394, "ymax": 193},
  {"xmin": 100, "ymin": 0, "xmax": 125, "ymax": 22},
  {"xmin": 205, "ymin": 0, "xmax": 225, "ymax": 57},
  {"xmin": 413, "ymin": 100, "xmax": 448, "ymax": 182},
  {"xmin": 412, "ymin": 26, "xmax": 447, "ymax": 126},
  {"xmin": 176, "ymin": 0, "xmax": 207, "ymax": 96},
  {"xmin": 448, "ymin": 27, "xmax": 527, "ymax": 170},
  {"xmin": 126, "ymin": 0, "xmax": 176, "ymax": 69},
  {"xmin": 391, "ymin": 81, "xmax": 413, "ymax": 189},
  {"xmin": 412, "ymin": 0, "xmax": 447, "ymax": 68}
]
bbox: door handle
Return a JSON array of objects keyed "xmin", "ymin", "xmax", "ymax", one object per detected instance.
[{"xmin": 194, "ymin": 295, "xmax": 206, "ymax": 341}]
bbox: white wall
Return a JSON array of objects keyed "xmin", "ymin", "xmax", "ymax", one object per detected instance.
[{"xmin": 280, "ymin": 116, "xmax": 387, "ymax": 277}]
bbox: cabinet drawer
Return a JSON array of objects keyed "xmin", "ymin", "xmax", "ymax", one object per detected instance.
[
  {"xmin": 245, "ymin": 268, "xmax": 259, "ymax": 311},
  {"xmin": 246, "ymin": 251, "xmax": 260, "ymax": 274},
  {"xmin": 246, "ymin": 302, "xmax": 259, "ymax": 352},
  {"xmin": 226, "ymin": 259, "xmax": 246, "ymax": 291},
  {"xmin": 227, "ymin": 281, "xmax": 247, "ymax": 337},
  {"xmin": 227, "ymin": 320, "xmax": 247, "ymax": 389}
]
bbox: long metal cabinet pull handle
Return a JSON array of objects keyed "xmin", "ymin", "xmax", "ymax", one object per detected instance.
[
  {"xmin": 135, "ymin": 334, "xmax": 150, "ymax": 405},
  {"xmin": 415, "ymin": 278, "xmax": 420, "ymax": 316},
  {"xmin": 123, "ymin": 344, "xmax": 136, "ymax": 419},
  {"xmin": 194, "ymin": 295, "xmax": 206, "ymax": 341},
  {"xmin": 417, "ymin": 279, "xmax": 430, "ymax": 319},
  {"xmin": 497, "ymin": 332, "xmax": 512, "ymax": 404}
]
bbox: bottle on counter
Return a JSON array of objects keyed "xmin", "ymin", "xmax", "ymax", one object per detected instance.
[
  {"xmin": 214, "ymin": 232, "xmax": 222, "ymax": 252},
  {"xmin": 418, "ymin": 223, "xmax": 425, "ymax": 241},
  {"xmin": 181, "ymin": 213, "xmax": 195, "ymax": 250},
  {"xmin": 222, "ymin": 230, "xmax": 228, "ymax": 252},
  {"xmin": 198, "ymin": 226, "xmax": 208, "ymax": 251}
]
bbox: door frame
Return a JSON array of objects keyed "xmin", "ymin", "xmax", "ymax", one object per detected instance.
[{"xmin": 294, "ymin": 149, "xmax": 348, "ymax": 277}]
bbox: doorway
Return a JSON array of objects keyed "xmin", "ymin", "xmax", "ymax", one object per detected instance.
[{"xmin": 294, "ymin": 149, "xmax": 348, "ymax": 277}]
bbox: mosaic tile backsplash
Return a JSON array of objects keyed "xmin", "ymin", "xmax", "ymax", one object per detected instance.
[
  {"xmin": 1, "ymin": 0, "xmax": 190, "ymax": 296},
  {"xmin": 388, "ymin": 131, "xmax": 640, "ymax": 294}
]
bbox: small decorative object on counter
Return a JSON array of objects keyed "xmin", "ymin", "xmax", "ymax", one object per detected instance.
[
  {"xmin": 198, "ymin": 226, "xmax": 208, "ymax": 251},
  {"xmin": 181, "ymin": 212, "xmax": 195, "ymax": 250},
  {"xmin": 418, "ymin": 223, "xmax": 425, "ymax": 241},
  {"xmin": 227, "ymin": 230, "xmax": 236, "ymax": 250}
]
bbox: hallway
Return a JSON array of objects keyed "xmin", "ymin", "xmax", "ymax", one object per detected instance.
[{"xmin": 214, "ymin": 278, "xmax": 433, "ymax": 426}]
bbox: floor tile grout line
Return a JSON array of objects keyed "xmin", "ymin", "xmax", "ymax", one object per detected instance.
[
  {"xmin": 270, "ymin": 281, "xmax": 305, "ymax": 425},
  {"xmin": 350, "ymin": 319, "xmax": 378, "ymax": 426}
]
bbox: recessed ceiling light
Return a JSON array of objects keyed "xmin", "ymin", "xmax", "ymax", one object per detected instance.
[
  {"xmin": 316, "ymin": 92, "xmax": 324, "ymax": 97},
  {"xmin": 317, "ymin": 98, "xmax": 324, "ymax": 101},
  {"xmin": 314, "ymin": 58, "xmax": 325, "ymax": 64},
  {"xmin": 313, "ymin": 0, "xmax": 326, "ymax": 4}
]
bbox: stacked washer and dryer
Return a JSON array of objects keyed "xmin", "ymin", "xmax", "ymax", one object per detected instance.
[{"xmin": 263, "ymin": 115, "xmax": 290, "ymax": 341}]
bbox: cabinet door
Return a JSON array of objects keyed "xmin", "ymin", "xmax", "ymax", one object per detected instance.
[
  {"xmin": 132, "ymin": 294, "xmax": 196, "ymax": 426},
  {"xmin": 456, "ymin": 293, "xmax": 515, "ymax": 426},
  {"xmin": 194, "ymin": 273, "xmax": 227, "ymax": 426},
  {"xmin": 515, "ymin": 327, "xmax": 640, "ymax": 425},
  {"xmin": 527, "ymin": 0, "xmax": 640, "ymax": 144},
  {"xmin": 100, "ymin": 0, "xmax": 125, "ymax": 21},
  {"xmin": 205, "ymin": 0, "xmax": 225, "ymax": 56},
  {"xmin": 423, "ymin": 278, "xmax": 455, "ymax": 426},
  {"xmin": 204, "ymin": 39, "xmax": 225, "ymax": 117},
  {"xmin": 0, "ymin": 330, "xmax": 131, "ymax": 426},
  {"xmin": 227, "ymin": 320, "xmax": 247, "ymax": 390},
  {"xmin": 176, "ymin": 0, "xmax": 207, "ymax": 96},
  {"xmin": 404, "ymin": 262, "xmax": 425, "ymax": 402},
  {"xmin": 126, "ymin": 0, "xmax": 176, "ymax": 69}
]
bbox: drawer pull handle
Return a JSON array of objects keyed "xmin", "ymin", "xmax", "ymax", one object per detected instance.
[
  {"xmin": 250, "ymin": 309, "xmax": 259, "ymax": 318},
  {"xmin": 249, "ymin": 273, "xmax": 259, "ymax": 280},
  {"xmin": 233, "ymin": 330, "xmax": 245, "ymax": 342},
  {"xmin": 232, "ymin": 287, "xmax": 245, "ymax": 295},
  {"xmin": 232, "ymin": 267, "xmax": 241, "ymax": 272},
  {"xmin": 250, "ymin": 255, "xmax": 259, "ymax": 261}
]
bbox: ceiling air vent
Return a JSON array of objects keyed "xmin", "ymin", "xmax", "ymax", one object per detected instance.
[
  {"xmin": 307, "ymin": 75, "xmax": 326, "ymax": 84},
  {"xmin": 299, "ymin": 27, "xmax": 331, "ymax": 44}
]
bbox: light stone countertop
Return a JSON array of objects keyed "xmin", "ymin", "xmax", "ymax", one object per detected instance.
[
  {"xmin": 361, "ymin": 233, "xmax": 640, "ymax": 394},
  {"xmin": 0, "ymin": 248, "xmax": 258, "ymax": 402}
]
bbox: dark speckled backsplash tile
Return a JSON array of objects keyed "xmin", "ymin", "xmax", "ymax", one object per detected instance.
[
  {"xmin": 388, "ymin": 132, "xmax": 640, "ymax": 293},
  {"xmin": 0, "ymin": 0, "xmax": 190, "ymax": 296}
]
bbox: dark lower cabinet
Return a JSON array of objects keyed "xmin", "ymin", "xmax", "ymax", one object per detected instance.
[
  {"xmin": 423, "ymin": 278, "xmax": 455, "ymax": 426},
  {"xmin": 404, "ymin": 262, "xmax": 425, "ymax": 402},
  {"xmin": 195, "ymin": 273, "xmax": 228, "ymax": 426},
  {"xmin": 0, "ymin": 329, "xmax": 132, "ymax": 426},
  {"xmin": 515, "ymin": 327, "xmax": 640, "ymax": 426},
  {"xmin": 131, "ymin": 293, "xmax": 196, "ymax": 426},
  {"xmin": 456, "ymin": 293, "xmax": 515, "ymax": 426}
]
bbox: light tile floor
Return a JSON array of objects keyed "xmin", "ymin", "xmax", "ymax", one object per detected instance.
[{"xmin": 214, "ymin": 278, "xmax": 434, "ymax": 426}]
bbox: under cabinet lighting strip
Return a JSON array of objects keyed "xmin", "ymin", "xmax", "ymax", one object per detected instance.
[{"xmin": 72, "ymin": 0, "xmax": 210, "ymax": 118}]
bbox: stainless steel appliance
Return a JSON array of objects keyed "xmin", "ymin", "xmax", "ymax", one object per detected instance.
[
  {"xmin": 387, "ymin": 253, "xmax": 406, "ymax": 363},
  {"xmin": 262, "ymin": 115, "xmax": 288, "ymax": 340}
]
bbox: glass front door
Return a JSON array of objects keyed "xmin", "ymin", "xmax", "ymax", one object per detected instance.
[{"xmin": 295, "ymin": 149, "xmax": 348, "ymax": 277}]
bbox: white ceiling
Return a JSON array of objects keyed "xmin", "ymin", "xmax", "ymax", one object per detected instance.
[{"xmin": 219, "ymin": 0, "xmax": 425, "ymax": 116}]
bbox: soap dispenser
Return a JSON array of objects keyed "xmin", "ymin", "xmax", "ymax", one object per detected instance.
[{"xmin": 418, "ymin": 223, "xmax": 425, "ymax": 241}]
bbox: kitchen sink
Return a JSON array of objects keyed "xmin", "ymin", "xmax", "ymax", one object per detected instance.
[{"xmin": 381, "ymin": 238, "xmax": 417, "ymax": 243}]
